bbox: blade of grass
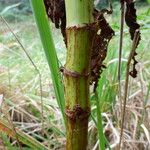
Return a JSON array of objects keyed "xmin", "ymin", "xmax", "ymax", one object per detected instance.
[
  {"xmin": 0, "ymin": 119, "xmax": 48, "ymax": 150},
  {"xmin": 91, "ymin": 112, "xmax": 111, "ymax": 150},
  {"xmin": 95, "ymin": 92, "xmax": 106, "ymax": 150},
  {"xmin": 30, "ymin": 0, "xmax": 65, "ymax": 123}
]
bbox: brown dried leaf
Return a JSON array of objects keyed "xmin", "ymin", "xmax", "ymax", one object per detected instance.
[
  {"xmin": 44, "ymin": 1, "xmax": 115, "ymax": 91},
  {"xmin": 91, "ymin": 10, "xmax": 115, "ymax": 91},
  {"xmin": 125, "ymin": 1, "xmax": 141, "ymax": 78},
  {"xmin": 44, "ymin": 0, "xmax": 66, "ymax": 43}
]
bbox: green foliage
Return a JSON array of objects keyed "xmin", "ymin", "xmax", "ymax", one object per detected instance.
[{"xmin": 30, "ymin": 0, "xmax": 65, "ymax": 124}]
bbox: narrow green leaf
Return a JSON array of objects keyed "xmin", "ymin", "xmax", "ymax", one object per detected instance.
[
  {"xmin": 30, "ymin": 0, "xmax": 65, "ymax": 123},
  {"xmin": 95, "ymin": 92, "xmax": 106, "ymax": 150}
]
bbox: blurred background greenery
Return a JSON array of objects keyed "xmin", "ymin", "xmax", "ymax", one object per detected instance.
[{"xmin": 0, "ymin": 0, "xmax": 149, "ymax": 22}]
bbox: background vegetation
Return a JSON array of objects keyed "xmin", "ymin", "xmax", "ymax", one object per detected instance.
[{"xmin": 0, "ymin": 0, "xmax": 150, "ymax": 149}]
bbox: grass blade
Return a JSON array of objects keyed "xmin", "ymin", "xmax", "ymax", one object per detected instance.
[
  {"xmin": 95, "ymin": 92, "xmax": 106, "ymax": 150},
  {"xmin": 30, "ymin": 0, "xmax": 65, "ymax": 123}
]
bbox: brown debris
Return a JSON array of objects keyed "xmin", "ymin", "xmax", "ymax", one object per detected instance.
[
  {"xmin": 44, "ymin": 0, "xmax": 66, "ymax": 43},
  {"xmin": 91, "ymin": 9, "xmax": 115, "ymax": 91},
  {"xmin": 44, "ymin": 1, "xmax": 115, "ymax": 91},
  {"xmin": 124, "ymin": 0, "xmax": 141, "ymax": 78},
  {"xmin": 65, "ymin": 105, "xmax": 90, "ymax": 122}
]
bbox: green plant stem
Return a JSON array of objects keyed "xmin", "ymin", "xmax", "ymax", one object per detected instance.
[
  {"xmin": 64, "ymin": 0, "xmax": 94, "ymax": 149},
  {"xmin": 30, "ymin": 0, "xmax": 65, "ymax": 123},
  {"xmin": 65, "ymin": 0, "xmax": 93, "ymax": 26}
]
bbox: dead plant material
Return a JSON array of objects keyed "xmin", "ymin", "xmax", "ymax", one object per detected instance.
[
  {"xmin": 65, "ymin": 105, "xmax": 90, "ymax": 122},
  {"xmin": 119, "ymin": 30, "xmax": 140, "ymax": 150},
  {"xmin": 44, "ymin": 1, "xmax": 115, "ymax": 91},
  {"xmin": 124, "ymin": 0, "xmax": 141, "ymax": 78},
  {"xmin": 91, "ymin": 9, "xmax": 115, "ymax": 91},
  {"xmin": 44, "ymin": 0, "xmax": 66, "ymax": 44}
]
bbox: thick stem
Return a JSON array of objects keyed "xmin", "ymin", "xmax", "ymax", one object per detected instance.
[
  {"xmin": 64, "ymin": 0, "xmax": 94, "ymax": 149},
  {"xmin": 65, "ymin": 0, "xmax": 93, "ymax": 26}
]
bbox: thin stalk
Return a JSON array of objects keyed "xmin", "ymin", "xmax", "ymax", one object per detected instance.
[
  {"xmin": 30, "ymin": 0, "xmax": 65, "ymax": 123},
  {"xmin": 118, "ymin": 30, "xmax": 140, "ymax": 149},
  {"xmin": 118, "ymin": 0, "xmax": 125, "ymax": 81},
  {"xmin": 118, "ymin": 1, "xmax": 125, "ymax": 124},
  {"xmin": 64, "ymin": 0, "xmax": 94, "ymax": 149}
]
